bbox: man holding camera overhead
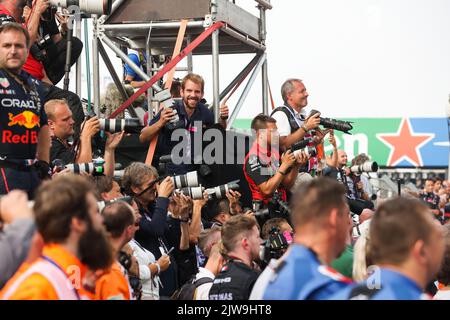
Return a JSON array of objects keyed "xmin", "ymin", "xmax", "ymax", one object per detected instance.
[
  {"xmin": 0, "ymin": 23, "xmax": 50, "ymax": 197},
  {"xmin": 139, "ymin": 73, "xmax": 229, "ymax": 176},
  {"xmin": 271, "ymin": 78, "xmax": 327, "ymax": 175}
]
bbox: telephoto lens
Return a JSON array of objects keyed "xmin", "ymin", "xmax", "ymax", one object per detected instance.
[
  {"xmin": 65, "ymin": 162, "xmax": 105, "ymax": 176},
  {"xmin": 97, "ymin": 196, "xmax": 132, "ymax": 212},
  {"xmin": 99, "ymin": 118, "xmax": 143, "ymax": 134},
  {"xmin": 49, "ymin": 0, "xmax": 113, "ymax": 15},
  {"xmin": 350, "ymin": 161, "xmax": 379, "ymax": 174},
  {"xmin": 309, "ymin": 109, "xmax": 353, "ymax": 134},
  {"xmin": 178, "ymin": 186, "xmax": 205, "ymax": 200},
  {"xmin": 171, "ymin": 171, "xmax": 199, "ymax": 189},
  {"xmin": 206, "ymin": 181, "xmax": 240, "ymax": 200}
]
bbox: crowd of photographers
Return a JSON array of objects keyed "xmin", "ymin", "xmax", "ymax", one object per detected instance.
[
  {"xmin": 1, "ymin": 69, "xmax": 449, "ymax": 300},
  {"xmin": 0, "ymin": 2, "xmax": 449, "ymax": 300}
]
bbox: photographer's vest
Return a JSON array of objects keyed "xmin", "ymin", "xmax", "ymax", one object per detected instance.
[
  {"xmin": 270, "ymin": 104, "xmax": 320, "ymax": 174},
  {"xmin": 270, "ymin": 104, "xmax": 301, "ymax": 133}
]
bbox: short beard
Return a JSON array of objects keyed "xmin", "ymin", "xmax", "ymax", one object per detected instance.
[
  {"xmin": 183, "ymin": 98, "xmax": 198, "ymax": 110},
  {"xmin": 78, "ymin": 224, "xmax": 114, "ymax": 271}
]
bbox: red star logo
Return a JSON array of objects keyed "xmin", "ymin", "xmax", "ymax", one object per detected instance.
[{"xmin": 377, "ymin": 118, "xmax": 434, "ymax": 166}]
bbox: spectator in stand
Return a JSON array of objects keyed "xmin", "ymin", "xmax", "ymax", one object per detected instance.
[{"xmin": 420, "ymin": 178, "xmax": 441, "ymax": 221}]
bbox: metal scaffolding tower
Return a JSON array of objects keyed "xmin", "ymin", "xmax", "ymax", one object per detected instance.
[{"xmin": 88, "ymin": 0, "xmax": 272, "ymax": 126}]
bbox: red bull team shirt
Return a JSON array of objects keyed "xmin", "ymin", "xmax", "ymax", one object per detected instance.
[{"xmin": 0, "ymin": 69, "xmax": 47, "ymax": 159}]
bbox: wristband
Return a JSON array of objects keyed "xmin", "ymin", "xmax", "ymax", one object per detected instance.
[
  {"xmin": 300, "ymin": 125, "xmax": 308, "ymax": 133},
  {"xmin": 179, "ymin": 218, "xmax": 189, "ymax": 223},
  {"xmin": 278, "ymin": 169, "xmax": 287, "ymax": 176},
  {"xmin": 154, "ymin": 262, "xmax": 161, "ymax": 275}
]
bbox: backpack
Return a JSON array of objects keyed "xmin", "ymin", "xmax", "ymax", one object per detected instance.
[{"xmin": 171, "ymin": 276, "xmax": 214, "ymax": 300}]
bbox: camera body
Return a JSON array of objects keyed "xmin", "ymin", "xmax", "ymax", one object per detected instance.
[
  {"xmin": 260, "ymin": 227, "xmax": 292, "ymax": 264},
  {"xmin": 290, "ymin": 138, "xmax": 317, "ymax": 158},
  {"xmin": 154, "ymin": 89, "xmax": 184, "ymax": 131}
]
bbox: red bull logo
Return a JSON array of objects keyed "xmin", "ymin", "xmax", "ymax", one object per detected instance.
[{"xmin": 8, "ymin": 111, "xmax": 40, "ymax": 129}]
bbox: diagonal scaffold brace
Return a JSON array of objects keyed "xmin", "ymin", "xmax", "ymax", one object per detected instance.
[{"xmin": 109, "ymin": 21, "xmax": 225, "ymax": 119}]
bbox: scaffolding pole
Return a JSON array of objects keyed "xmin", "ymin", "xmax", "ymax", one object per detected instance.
[
  {"xmin": 260, "ymin": 6, "xmax": 269, "ymax": 114},
  {"xmin": 92, "ymin": 15, "xmax": 101, "ymax": 115},
  {"xmin": 227, "ymin": 53, "xmax": 267, "ymax": 130},
  {"xmin": 75, "ymin": 17, "xmax": 82, "ymax": 96}
]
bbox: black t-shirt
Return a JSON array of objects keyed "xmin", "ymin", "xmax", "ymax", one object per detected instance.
[
  {"xmin": 166, "ymin": 216, "xmax": 198, "ymax": 286},
  {"xmin": 208, "ymin": 260, "xmax": 260, "ymax": 300},
  {"xmin": 149, "ymin": 100, "xmax": 214, "ymax": 175},
  {"xmin": 50, "ymin": 136, "xmax": 76, "ymax": 164},
  {"xmin": 0, "ymin": 70, "xmax": 47, "ymax": 159}
]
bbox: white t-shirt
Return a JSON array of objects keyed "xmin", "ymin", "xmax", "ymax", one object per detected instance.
[
  {"xmin": 128, "ymin": 239, "xmax": 160, "ymax": 300},
  {"xmin": 194, "ymin": 267, "xmax": 215, "ymax": 300},
  {"xmin": 271, "ymin": 107, "xmax": 307, "ymax": 137}
]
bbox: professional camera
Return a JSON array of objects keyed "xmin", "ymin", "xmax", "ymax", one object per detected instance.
[
  {"xmin": 97, "ymin": 196, "xmax": 132, "ymax": 212},
  {"xmin": 178, "ymin": 186, "xmax": 205, "ymax": 200},
  {"xmin": 268, "ymin": 191, "xmax": 291, "ymax": 218},
  {"xmin": 48, "ymin": 0, "xmax": 113, "ymax": 15},
  {"xmin": 52, "ymin": 158, "xmax": 105, "ymax": 176},
  {"xmin": 350, "ymin": 161, "xmax": 378, "ymax": 174},
  {"xmin": 171, "ymin": 171, "xmax": 199, "ymax": 189},
  {"xmin": 154, "ymin": 89, "xmax": 184, "ymax": 130},
  {"xmin": 260, "ymin": 227, "xmax": 293, "ymax": 264},
  {"xmin": 98, "ymin": 118, "xmax": 143, "ymax": 134},
  {"xmin": 309, "ymin": 109, "xmax": 353, "ymax": 134},
  {"xmin": 85, "ymin": 109, "xmax": 143, "ymax": 134},
  {"xmin": 290, "ymin": 138, "xmax": 317, "ymax": 158},
  {"xmin": 29, "ymin": 34, "xmax": 54, "ymax": 62},
  {"xmin": 158, "ymin": 154, "xmax": 212, "ymax": 179},
  {"xmin": 205, "ymin": 181, "xmax": 240, "ymax": 200}
]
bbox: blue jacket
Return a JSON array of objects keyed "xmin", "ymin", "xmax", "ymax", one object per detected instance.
[
  {"xmin": 263, "ymin": 244, "xmax": 352, "ymax": 300},
  {"xmin": 331, "ymin": 268, "xmax": 426, "ymax": 300}
]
